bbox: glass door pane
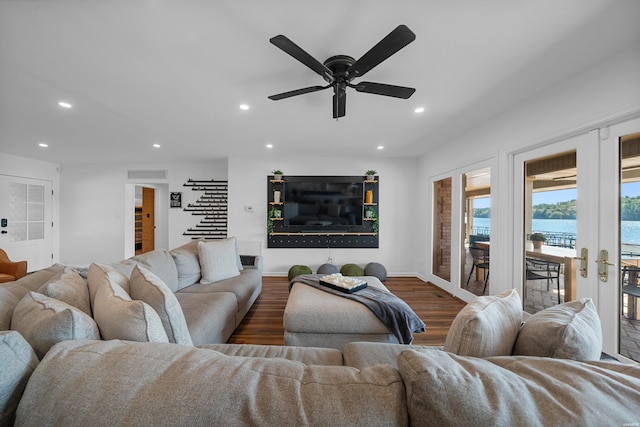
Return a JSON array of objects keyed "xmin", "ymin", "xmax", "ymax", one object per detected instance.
[
  {"xmin": 461, "ymin": 167, "xmax": 491, "ymax": 296},
  {"xmin": 619, "ymin": 131, "xmax": 640, "ymax": 362},
  {"xmin": 523, "ymin": 151, "xmax": 577, "ymax": 314}
]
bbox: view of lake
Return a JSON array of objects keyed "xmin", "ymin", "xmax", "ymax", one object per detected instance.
[{"xmin": 473, "ymin": 217, "xmax": 640, "ymax": 245}]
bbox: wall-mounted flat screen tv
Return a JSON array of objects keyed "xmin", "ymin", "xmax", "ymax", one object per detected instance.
[{"xmin": 283, "ymin": 178, "xmax": 364, "ymax": 229}]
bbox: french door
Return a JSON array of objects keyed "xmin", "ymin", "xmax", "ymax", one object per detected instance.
[
  {"xmin": 0, "ymin": 175, "xmax": 53, "ymax": 271},
  {"xmin": 513, "ymin": 116, "xmax": 640, "ymax": 362}
]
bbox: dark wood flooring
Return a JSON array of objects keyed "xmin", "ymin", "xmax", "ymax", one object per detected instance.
[{"xmin": 228, "ymin": 276, "xmax": 466, "ymax": 346}]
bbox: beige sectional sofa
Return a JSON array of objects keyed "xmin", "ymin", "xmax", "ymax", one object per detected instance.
[
  {"xmin": 0, "ymin": 237, "xmax": 262, "ymax": 358},
  {"xmin": 2, "ymin": 251, "xmax": 640, "ymax": 426}
]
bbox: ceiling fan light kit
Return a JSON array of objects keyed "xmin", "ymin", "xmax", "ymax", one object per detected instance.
[{"xmin": 268, "ymin": 25, "xmax": 416, "ymax": 119}]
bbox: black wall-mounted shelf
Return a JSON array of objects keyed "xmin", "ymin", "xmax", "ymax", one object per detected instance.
[{"xmin": 267, "ymin": 175, "xmax": 379, "ymax": 248}]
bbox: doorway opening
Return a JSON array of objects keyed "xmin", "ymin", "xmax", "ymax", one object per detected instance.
[{"xmin": 135, "ymin": 186, "xmax": 155, "ymax": 255}]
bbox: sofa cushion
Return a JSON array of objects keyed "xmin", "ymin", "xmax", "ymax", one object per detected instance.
[
  {"xmin": 10, "ymin": 292, "xmax": 100, "ymax": 359},
  {"xmin": 513, "ymin": 298, "xmax": 602, "ymax": 360},
  {"xmin": 343, "ymin": 341, "xmax": 442, "ymax": 370},
  {"xmin": 16, "ymin": 340, "xmax": 407, "ymax": 426},
  {"xmin": 174, "ymin": 292, "xmax": 237, "ymax": 345},
  {"xmin": 200, "ymin": 343, "xmax": 344, "ymax": 366},
  {"xmin": 129, "ymin": 265, "xmax": 193, "ymax": 346},
  {"xmin": 0, "ymin": 331, "xmax": 39, "ymax": 426},
  {"xmin": 170, "ymin": 238, "xmax": 203, "ymax": 290},
  {"xmin": 0, "ymin": 264, "xmax": 65, "ymax": 330},
  {"xmin": 397, "ymin": 349, "xmax": 640, "ymax": 427},
  {"xmin": 88, "ymin": 263, "xmax": 168, "ymax": 343},
  {"xmin": 38, "ymin": 267, "xmax": 91, "ymax": 316},
  {"xmin": 443, "ymin": 289, "xmax": 522, "ymax": 357},
  {"xmin": 198, "ymin": 238, "xmax": 240, "ymax": 284}
]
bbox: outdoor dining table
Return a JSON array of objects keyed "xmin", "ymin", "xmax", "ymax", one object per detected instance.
[{"xmin": 475, "ymin": 242, "xmax": 576, "ymax": 302}]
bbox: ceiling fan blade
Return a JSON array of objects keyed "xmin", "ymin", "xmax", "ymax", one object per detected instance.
[
  {"xmin": 270, "ymin": 35, "xmax": 333, "ymax": 80},
  {"xmin": 354, "ymin": 81, "xmax": 416, "ymax": 99},
  {"xmin": 347, "ymin": 25, "xmax": 416, "ymax": 79},
  {"xmin": 268, "ymin": 85, "xmax": 330, "ymax": 101},
  {"xmin": 333, "ymin": 84, "xmax": 346, "ymax": 118}
]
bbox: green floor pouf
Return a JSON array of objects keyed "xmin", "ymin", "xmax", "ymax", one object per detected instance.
[
  {"xmin": 365, "ymin": 262, "xmax": 387, "ymax": 281},
  {"xmin": 288, "ymin": 265, "xmax": 312, "ymax": 281},
  {"xmin": 340, "ymin": 263, "xmax": 365, "ymax": 276},
  {"xmin": 317, "ymin": 263, "xmax": 339, "ymax": 275}
]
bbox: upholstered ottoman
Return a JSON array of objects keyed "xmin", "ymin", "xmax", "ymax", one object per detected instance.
[{"xmin": 283, "ymin": 276, "xmax": 398, "ymax": 350}]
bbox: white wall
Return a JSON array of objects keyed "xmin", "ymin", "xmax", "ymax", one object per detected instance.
[
  {"xmin": 418, "ymin": 41, "xmax": 640, "ymax": 295},
  {"xmin": 59, "ymin": 160, "xmax": 227, "ymax": 264},
  {"xmin": 228, "ymin": 155, "xmax": 419, "ymax": 276}
]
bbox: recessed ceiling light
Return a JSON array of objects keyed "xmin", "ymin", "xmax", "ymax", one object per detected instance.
[
  {"xmin": 239, "ymin": 104, "xmax": 250, "ymax": 111},
  {"xmin": 38, "ymin": 142, "xmax": 48, "ymax": 148},
  {"xmin": 152, "ymin": 143, "xmax": 161, "ymax": 148},
  {"xmin": 414, "ymin": 107, "xmax": 425, "ymax": 114},
  {"xmin": 377, "ymin": 145, "xmax": 384, "ymax": 150},
  {"xmin": 266, "ymin": 143, "xmax": 273, "ymax": 149},
  {"xmin": 57, "ymin": 101, "xmax": 72, "ymax": 109}
]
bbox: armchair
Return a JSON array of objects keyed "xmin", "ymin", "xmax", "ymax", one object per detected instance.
[{"xmin": 0, "ymin": 249, "xmax": 27, "ymax": 283}]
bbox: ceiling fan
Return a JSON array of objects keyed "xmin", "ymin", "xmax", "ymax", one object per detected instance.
[{"xmin": 268, "ymin": 25, "xmax": 416, "ymax": 119}]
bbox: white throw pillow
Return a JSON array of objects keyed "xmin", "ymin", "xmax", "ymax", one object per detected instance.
[
  {"xmin": 129, "ymin": 265, "xmax": 193, "ymax": 346},
  {"xmin": 198, "ymin": 239, "xmax": 241, "ymax": 284},
  {"xmin": 444, "ymin": 289, "xmax": 522, "ymax": 357},
  {"xmin": 513, "ymin": 298, "xmax": 602, "ymax": 360},
  {"xmin": 10, "ymin": 292, "xmax": 100, "ymax": 359},
  {"xmin": 88, "ymin": 264, "xmax": 168, "ymax": 343}
]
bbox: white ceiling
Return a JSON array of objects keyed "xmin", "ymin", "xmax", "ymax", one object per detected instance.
[{"xmin": 1, "ymin": 0, "xmax": 639, "ymax": 165}]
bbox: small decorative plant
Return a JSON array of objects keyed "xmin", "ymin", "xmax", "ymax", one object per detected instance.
[
  {"xmin": 267, "ymin": 207, "xmax": 282, "ymax": 234},
  {"xmin": 364, "ymin": 207, "xmax": 379, "ymax": 235},
  {"xmin": 365, "ymin": 169, "xmax": 377, "ymax": 180},
  {"xmin": 529, "ymin": 232, "xmax": 546, "ymax": 242},
  {"xmin": 272, "ymin": 169, "xmax": 284, "ymax": 180},
  {"xmin": 529, "ymin": 232, "xmax": 546, "ymax": 249}
]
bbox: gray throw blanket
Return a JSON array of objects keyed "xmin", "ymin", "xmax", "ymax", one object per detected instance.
[{"xmin": 290, "ymin": 275, "xmax": 426, "ymax": 344}]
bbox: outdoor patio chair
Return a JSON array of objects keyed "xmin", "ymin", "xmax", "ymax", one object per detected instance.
[
  {"xmin": 466, "ymin": 247, "xmax": 490, "ymax": 293},
  {"xmin": 525, "ymin": 257, "xmax": 561, "ymax": 304}
]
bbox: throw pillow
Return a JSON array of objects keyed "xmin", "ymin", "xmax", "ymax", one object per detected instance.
[
  {"xmin": 88, "ymin": 263, "xmax": 168, "ymax": 343},
  {"xmin": 38, "ymin": 267, "xmax": 92, "ymax": 315},
  {"xmin": 0, "ymin": 331, "xmax": 39, "ymax": 426},
  {"xmin": 170, "ymin": 238, "xmax": 204, "ymax": 289},
  {"xmin": 513, "ymin": 298, "xmax": 602, "ymax": 360},
  {"xmin": 397, "ymin": 349, "xmax": 640, "ymax": 427},
  {"xmin": 87, "ymin": 263, "xmax": 130, "ymax": 305},
  {"xmin": 10, "ymin": 292, "xmax": 100, "ymax": 359},
  {"xmin": 443, "ymin": 288, "xmax": 522, "ymax": 357},
  {"xmin": 198, "ymin": 239, "xmax": 240, "ymax": 284},
  {"xmin": 129, "ymin": 265, "xmax": 193, "ymax": 346}
]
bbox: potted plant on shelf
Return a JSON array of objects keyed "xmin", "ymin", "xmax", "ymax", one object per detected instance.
[
  {"xmin": 365, "ymin": 169, "xmax": 377, "ymax": 180},
  {"xmin": 530, "ymin": 232, "xmax": 546, "ymax": 250},
  {"xmin": 364, "ymin": 206, "xmax": 379, "ymax": 235},
  {"xmin": 267, "ymin": 207, "xmax": 282, "ymax": 234},
  {"xmin": 272, "ymin": 169, "xmax": 284, "ymax": 180}
]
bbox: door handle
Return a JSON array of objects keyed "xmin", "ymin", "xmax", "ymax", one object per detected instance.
[
  {"xmin": 594, "ymin": 249, "xmax": 616, "ymax": 282},
  {"xmin": 574, "ymin": 247, "xmax": 588, "ymax": 278}
]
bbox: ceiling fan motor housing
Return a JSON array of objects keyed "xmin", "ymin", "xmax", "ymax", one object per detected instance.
[{"xmin": 322, "ymin": 55, "xmax": 356, "ymax": 83}]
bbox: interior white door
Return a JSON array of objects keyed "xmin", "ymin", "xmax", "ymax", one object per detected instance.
[{"xmin": 0, "ymin": 175, "xmax": 53, "ymax": 271}]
